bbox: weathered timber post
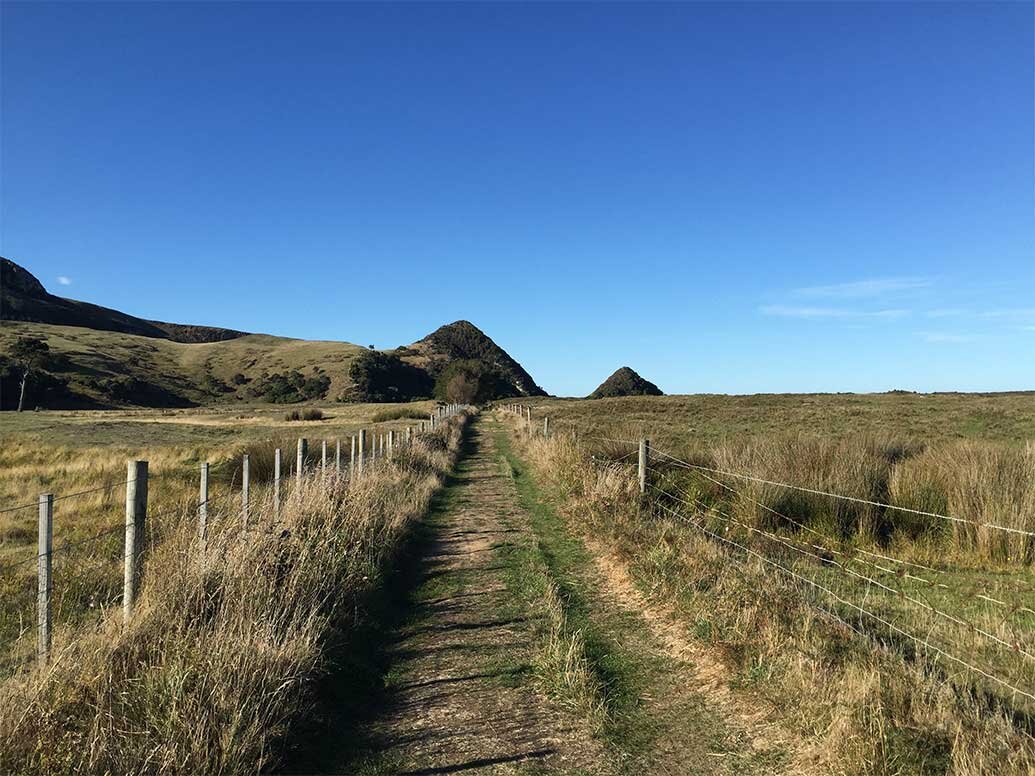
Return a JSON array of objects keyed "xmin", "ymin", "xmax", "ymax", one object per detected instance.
[
  {"xmin": 638, "ymin": 439, "xmax": 650, "ymax": 494},
  {"xmin": 358, "ymin": 429, "xmax": 366, "ymax": 474},
  {"xmin": 350, "ymin": 435, "xmax": 356, "ymax": 476},
  {"xmin": 199, "ymin": 462, "xmax": 209, "ymax": 542},
  {"xmin": 124, "ymin": 460, "xmax": 148, "ymax": 624},
  {"xmin": 37, "ymin": 493, "xmax": 52, "ymax": 663},
  {"xmin": 335, "ymin": 439, "xmax": 342, "ymax": 475},
  {"xmin": 296, "ymin": 438, "xmax": 308, "ymax": 487},
  {"xmin": 273, "ymin": 449, "xmax": 282, "ymax": 517},
  {"xmin": 406, "ymin": 426, "xmax": 412, "ymax": 443},
  {"xmin": 388, "ymin": 429, "xmax": 395, "ymax": 457},
  {"xmin": 242, "ymin": 454, "xmax": 250, "ymax": 529},
  {"xmin": 543, "ymin": 416, "xmax": 550, "ymax": 438},
  {"xmin": 322, "ymin": 440, "xmax": 328, "ymax": 480}
]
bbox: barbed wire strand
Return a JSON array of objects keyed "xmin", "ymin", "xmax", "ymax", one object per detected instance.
[
  {"xmin": 650, "ymin": 447, "xmax": 1035, "ymax": 539},
  {"xmin": 651, "ymin": 481, "xmax": 1035, "ymax": 661},
  {"xmin": 648, "ymin": 490, "xmax": 1035, "ymax": 702},
  {"xmin": 674, "ymin": 462, "xmax": 1035, "ymax": 619}
]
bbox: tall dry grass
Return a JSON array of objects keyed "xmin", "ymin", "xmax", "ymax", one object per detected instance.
[
  {"xmin": 505, "ymin": 411, "xmax": 1035, "ymax": 774},
  {"xmin": 628, "ymin": 433, "xmax": 1035, "ymax": 568},
  {"xmin": 0, "ymin": 413, "xmax": 469, "ymax": 774}
]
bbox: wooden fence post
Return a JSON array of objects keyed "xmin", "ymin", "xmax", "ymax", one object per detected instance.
[
  {"xmin": 199, "ymin": 462, "xmax": 209, "ymax": 542},
  {"xmin": 321, "ymin": 440, "xmax": 328, "ymax": 480},
  {"xmin": 638, "ymin": 439, "xmax": 650, "ymax": 494},
  {"xmin": 273, "ymin": 448, "xmax": 281, "ymax": 518},
  {"xmin": 242, "ymin": 454, "xmax": 250, "ymax": 529},
  {"xmin": 350, "ymin": 434, "xmax": 356, "ymax": 476},
  {"xmin": 37, "ymin": 493, "xmax": 52, "ymax": 663},
  {"xmin": 388, "ymin": 429, "xmax": 395, "ymax": 457},
  {"xmin": 335, "ymin": 439, "xmax": 342, "ymax": 475},
  {"xmin": 358, "ymin": 429, "xmax": 366, "ymax": 474},
  {"xmin": 296, "ymin": 438, "xmax": 308, "ymax": 487},
  {"xmin": 543, "ymin": 416, "xmax": 550, "ymax": 438},
  {"xmin": 123, "ymin": 460, "xmax": 148, "ymax": 625}
]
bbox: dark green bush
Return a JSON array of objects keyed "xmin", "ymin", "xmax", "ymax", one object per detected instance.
[
  {"xmin": 348, "ymin": 351, "xmax": 432, "ymax": 402},
  {"xmin": 253, "ymin": 371, "xmax": 330, "ymax": 403}
]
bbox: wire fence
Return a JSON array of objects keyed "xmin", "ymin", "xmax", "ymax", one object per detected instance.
[
  {"xmin": 0, "ymin": 404, "xmax": 469, "ymax": 676},
  {"xmin": 499, "ymin": 402, "xmax": 1035, "ymax": 708}
]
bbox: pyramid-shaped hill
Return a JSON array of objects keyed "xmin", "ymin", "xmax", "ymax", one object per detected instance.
[{"xmin": 588, "ymin": 367, "xmax": 663, "ymax": 399}]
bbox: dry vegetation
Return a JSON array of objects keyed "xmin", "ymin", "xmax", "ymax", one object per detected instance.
[
  {"xmin": 500, "ymin": 393, "xmax": 1035, "ymax": 774},
  {"xmin": 0, "ymin": 401, "xmax": 438, "ymax": 674},
  {"xmin": 0, "ymin": 411, "xmax": 469, "ymax": 773}
]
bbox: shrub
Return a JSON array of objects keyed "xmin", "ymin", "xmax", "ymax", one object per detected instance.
[
  {"xmin": 433, "ymin": 359, "xmax": 509, "ymax": 404},
  {"xmin": 371, "ymin": 406, "xmax": 429, "ymax": 423},
  {"xmin": 348, "ymin": 351, "xmax": 432, "ymax": 403},
  {"xmin": 253, "ymin": 371, "xmax": 330, "ymax": 404},
  {"xmin": 284, "ymin": 408, "xmax": 324, "ymax": 422}
]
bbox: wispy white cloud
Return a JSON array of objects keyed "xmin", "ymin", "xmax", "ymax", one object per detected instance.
[
  {"xmin": 760, "ymin": 305, "xmax": 910, "ymax": 320},
  {"xmin": 793, "ymin": 277, "xmax": 932, "ymax": 299},
  {"xmin": 926, "ymin": 307, "xmax": 1035, "ymax": 320},
  {"xmin": 56, "ymin": 276, "xmax": 72, "ymax": 286},
  {"xmin": 919, "ymin": 332, "xmax": 978, "ymax": 344},
  {"xmin": 977, "ymin": 308, "xmax": 1035, "ymax": 320}
]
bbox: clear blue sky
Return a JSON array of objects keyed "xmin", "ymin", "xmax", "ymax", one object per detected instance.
[{"xmin": 2, "ymin": 2, "xmax": 1032, "ymax": 396}]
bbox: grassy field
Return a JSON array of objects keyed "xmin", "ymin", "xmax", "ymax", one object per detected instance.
[
  {"xmin": 498, "ymin": 393, "xmax": 1035, "ymax": 773},
  {"xmin": 0, "ymin": 399, "xmax": 440, "ymax": 673},
  {"xmin": 520, "ymin": 391, "xmax": 1035, "ymax": 447}
]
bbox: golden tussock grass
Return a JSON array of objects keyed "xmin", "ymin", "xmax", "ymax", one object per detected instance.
[
  {"xmin": 0, "ymin": 414, "xmax": 469, "ymax": 774},
  {"xmin": 504, "ymin": 410, "xmax": 1035, "ymax": 774}
]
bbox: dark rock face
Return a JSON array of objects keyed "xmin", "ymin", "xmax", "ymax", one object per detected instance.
[
  {"xmin": 1, "ymin": 257, "xmax": 247, "ymax": 343},
  {"xmin": 417, "ymin": 320, "xmax": 545, "ymax": 398},
  {"xmin": 588, "ymin": 366, "xmax": 663, "ymax": 399}
]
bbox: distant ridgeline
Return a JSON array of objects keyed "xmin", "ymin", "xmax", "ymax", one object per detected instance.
[
  {"xmin": 0, "ymin": 258, "xmax": 546, "ymax": 409},
  {"xmin": 1, "ymin": 258, "xmax": 248, "ymax": 343}
]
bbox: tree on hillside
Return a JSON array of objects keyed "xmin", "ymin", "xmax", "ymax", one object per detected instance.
[
  {"xmin": 433, "ymin": 359, "xmax": 510, "ymax": 404},
  {"xmin": 8, "ymin": 336, "xmax": 50, "ymax": 411}
]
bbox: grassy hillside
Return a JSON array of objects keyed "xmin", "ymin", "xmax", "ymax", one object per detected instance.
[
  {"xmin": 0, "ymin": 321, "xmax": 368, "ymax": 409},
  {"xmin": 2, "ymin": 260, "xmax": 546, "ymax": 409}
]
